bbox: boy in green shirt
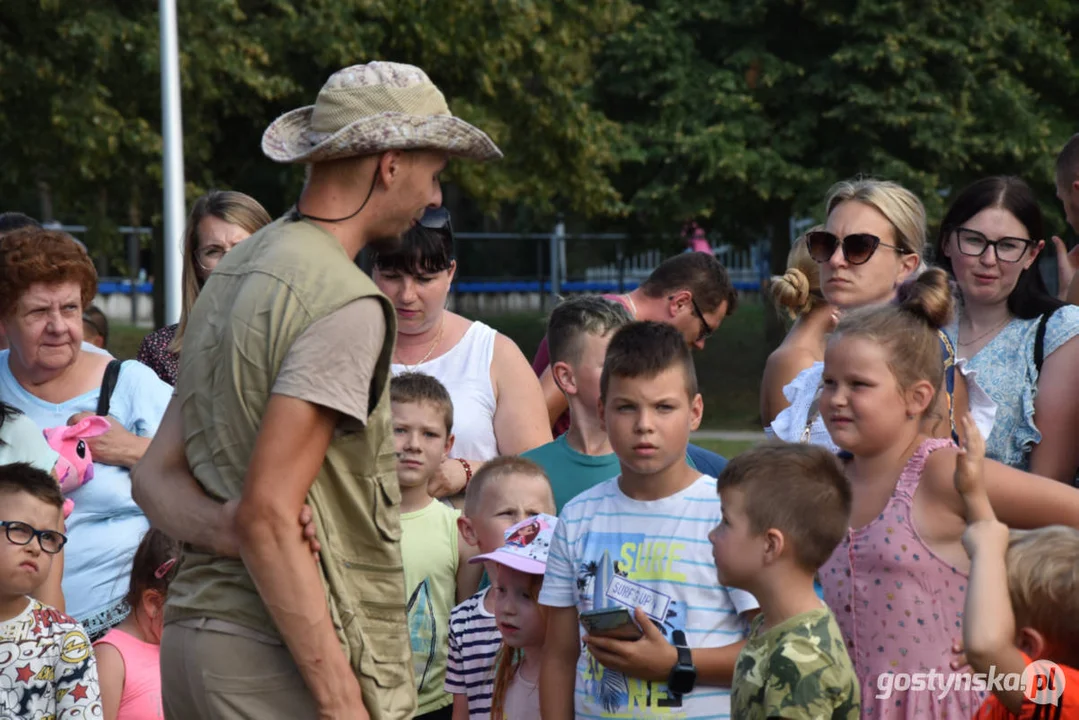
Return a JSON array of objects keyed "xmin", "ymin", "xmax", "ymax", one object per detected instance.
[{"xmin": 709, "ymin": 441, "xmax": 860, "ymax": 719}]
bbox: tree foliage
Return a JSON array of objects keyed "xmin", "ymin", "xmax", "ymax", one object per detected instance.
[
  {"xmin": 0, "ymin": 0, "xmax": 632, "ymax": 256},
  {"xmin": 598, "ymin": 0, "xmax": 1079, "ymax": 247}
]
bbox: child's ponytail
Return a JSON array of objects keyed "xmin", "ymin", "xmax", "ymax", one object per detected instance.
[
  {"xmin": 125, "ymin": 528, "xmax": 181, "ymax": 610},
  {"xmin": 895, "ymin": 267, "xmax": 954, "ymax": 330}
]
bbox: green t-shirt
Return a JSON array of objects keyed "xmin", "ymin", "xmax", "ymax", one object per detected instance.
[
  {"xmin": 521, "ymin": 435, "xmax": 620, "ymax": 513},
  {"xmin": 401, "ymin": 500, "xmax": 460, "ymax": 715},
  {"xmin": 732, "ymin": 606, "xmax": 860, "ymax": 720}
]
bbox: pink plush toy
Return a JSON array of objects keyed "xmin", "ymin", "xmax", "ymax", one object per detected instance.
[{"xmin": 43, "ymin": 416, "xmax": 111, "ymax": 496}]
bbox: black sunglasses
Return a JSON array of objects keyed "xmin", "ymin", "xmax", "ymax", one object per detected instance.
[
  {"xmin": 806, "ymin": 230, "xmax": 910, "ymax": 266},
  {"xmin": 0, "ymin": 520, "xmax": 67, "ymax": 555},
  {"xmin": 418, "ymin": 207, "xmax": 453, "ymax": 235}
]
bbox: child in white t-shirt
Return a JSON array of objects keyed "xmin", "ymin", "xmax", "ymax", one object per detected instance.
[{"xmin": 539, "ymin": 322, "xmax": 759, "ymax": 720}]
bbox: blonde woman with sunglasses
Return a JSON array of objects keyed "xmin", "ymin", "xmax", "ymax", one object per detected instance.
[
  {"xmin": 135, "ymin": 191, "xmax": 271, "ymax": 385},
  {"xmin": 767, "ymin": 178, "xmax": 995, "ymax": 449}
]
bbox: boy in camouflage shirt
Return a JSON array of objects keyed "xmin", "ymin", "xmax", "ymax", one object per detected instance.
[{"xmin": 708, "ymin": 442, "xmax": 860, "ymax": 719}]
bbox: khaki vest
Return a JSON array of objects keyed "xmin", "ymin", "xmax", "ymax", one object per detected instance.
[{"xmin": 166, "ymin": 217, "xmax": 415, "ymax": 719}]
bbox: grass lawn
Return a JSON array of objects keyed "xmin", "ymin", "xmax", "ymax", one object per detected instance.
[
  {"xmin": 691, "ymin": 438, "xmax": 757, "ymax": 458},
  {"xmin": 109, "ymin": 298, "xmax": 775, "ymax": 432}
]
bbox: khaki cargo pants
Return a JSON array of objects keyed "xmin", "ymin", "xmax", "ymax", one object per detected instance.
[{"xmin": 161, "ymin": 618, "xmax": 319, "ymax": 720}]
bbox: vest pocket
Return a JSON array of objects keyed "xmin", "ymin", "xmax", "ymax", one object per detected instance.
[
  {"xmin": 374, "ymin": 473, "xmax": 402, "ymax": 542},
  {"xmin": 358, "ymin": 632, "xmax": 413, "ymax": 689}
]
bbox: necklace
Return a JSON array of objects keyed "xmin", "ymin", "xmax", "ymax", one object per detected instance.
[
  {"xmin": 959, "ymin": 315, "xmax": 1011, "ymax": 347},
  {"xmin": 622, "ymin": 294, "xmax": 638, "ymax": 318},
  {"xmin": 395, "ymin": 315, "xmax": 445, "ymax": 371}
]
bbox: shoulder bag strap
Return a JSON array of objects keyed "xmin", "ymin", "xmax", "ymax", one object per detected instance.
[{"xmin": 96, "ymin": 360, "xmax": 123, "ymax": 417}]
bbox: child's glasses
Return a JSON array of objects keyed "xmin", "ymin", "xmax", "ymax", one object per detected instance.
[{"xmin": 0, "ymin": 521, "xmax": 67, "ymax": 554}]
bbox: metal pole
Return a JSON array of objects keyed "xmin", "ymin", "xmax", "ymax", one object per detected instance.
[
  {"xmin": 549, "ymin": 218, "xmax": 564, "ymax": 303},
  {"xmin": 160, "ymin": 0, "xmax": 185, "ymax": 325}
]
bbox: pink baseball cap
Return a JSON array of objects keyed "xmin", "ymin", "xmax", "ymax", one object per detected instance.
[{"xmin": 469, "ymin": 513, "xmax": 557, "ymax": 575}]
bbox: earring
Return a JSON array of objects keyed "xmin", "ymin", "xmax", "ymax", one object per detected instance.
[{"xmin": 906, "ymin": 411, "xmax": 915, "ymax": 420}]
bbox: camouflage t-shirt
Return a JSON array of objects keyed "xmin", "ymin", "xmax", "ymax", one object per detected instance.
[{"xmin": 731, "ymin": 607, "xmax": 860, "ymax": 720}]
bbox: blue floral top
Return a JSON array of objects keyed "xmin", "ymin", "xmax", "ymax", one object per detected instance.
[{"xmin": 945, "ymin": 305, "xmax": 1079, "ymax": 470}]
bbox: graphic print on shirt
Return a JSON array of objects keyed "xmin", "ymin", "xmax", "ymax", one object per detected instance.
[
  {"xmin": 408, "ymin": 578, "xmax": 438, "ymax": 694},
  {"xmin": 0, "ymin": 601, "xmax": 101, "ymax": 719},
  {"xmin": 577, "ymin": 533, "xmax": 688, "ymax": 716}
]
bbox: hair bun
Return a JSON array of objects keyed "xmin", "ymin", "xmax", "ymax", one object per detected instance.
[
  {"xmin": 769, "ymin": 268, "xmax": 811, "ymax": 313},
  {"xmin": 896, "ymin": 267, "xmax": 953, "ymax": 330}
]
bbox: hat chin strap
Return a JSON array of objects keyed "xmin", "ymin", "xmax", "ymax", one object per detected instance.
[{"xmin": 293, "ymin": 164, "xmax": 380, "ymax": 224}]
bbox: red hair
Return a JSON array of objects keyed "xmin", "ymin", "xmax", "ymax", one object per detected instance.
[
  {"xmin": 0, "ymin": 228, "xmax": 97, "ymax": 317},
  {"xmin": 490, "ymin": 572, "xmax": 547, "ymax": 720}
]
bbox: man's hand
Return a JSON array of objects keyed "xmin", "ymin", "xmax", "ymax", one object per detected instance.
[
  {"xmin": 583, "ymin": 607, "xmax": 677, "ymax": 682},
  {"xmin": 1052, "ymin": 236, "xmax": 1079, "ymax": 301},
  {"xmin": 68, "ymin": 412, "xmax": 147, "ymax": 468},
  {"xmin": 428, "ymin": 458, "xmax": 468, "ymax": 499},
  {"xmin": 299, "ymin": 504, "xmax": 322, "ymax": 561}
]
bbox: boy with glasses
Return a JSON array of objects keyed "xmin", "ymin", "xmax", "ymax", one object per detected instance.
[{"xmin": 0, "ymin": 462, "xmax": 102, "ymax": 716}]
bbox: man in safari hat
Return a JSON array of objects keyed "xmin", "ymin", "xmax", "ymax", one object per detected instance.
[{"xmin": 134, "ymin": 61, "xmax": 501, "ymax": 720}]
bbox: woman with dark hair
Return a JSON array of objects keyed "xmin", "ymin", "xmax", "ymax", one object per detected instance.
[
  {"xmin": 136, "ymin": 190, "xmax": 271, "ymax": 385},
  {"xmin": 937, "ymin": 176, "xmax": 1079, "ymax": 480},
  {"xmin": 372, "ymin": 208, "xmax": 551, "ymax": 496}
]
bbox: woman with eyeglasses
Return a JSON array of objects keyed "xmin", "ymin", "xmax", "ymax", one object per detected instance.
[
  {"xmin": 136, "ymin": 190, "xmax": 271, "ymax": 385},
  {"xmin": 372, "ymin": 208, "xmax": 552, "ymax": 497},
  {"xmin": 0, "ymin": 227, "xmax": 172, "ymax": 640},
  {"xmin": 936, "ymin": 176, "xmax": 1079, "ymax": 482},
  {"xmin": 768, "ymin": 178, "xmax": 995, "ymax": 449}
]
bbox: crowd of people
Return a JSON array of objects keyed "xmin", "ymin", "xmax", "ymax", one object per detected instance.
[{"xmin": 0, "ymin": 58, "xmax": 1076, "ymax": 720}]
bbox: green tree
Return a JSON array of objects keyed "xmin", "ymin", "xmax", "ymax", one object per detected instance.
[{"xmin": 598, "ymin": 0, "xmax": 1079, "ymax": 260}]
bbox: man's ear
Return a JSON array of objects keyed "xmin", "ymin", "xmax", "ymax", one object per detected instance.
[
  {"xmin": 667, "ymin": 290, "xmax": 691, "ymax": 318},
  {"xmin": 552, "ymin": 361, "xmax": 576, "ymax": 396},
  {"xmin": 378, "ymin": 150, "xmax": 404, "ymax": 187},
  {"xmin": 458, "ymin": 516, "xmax": 479, "ymax": 548}
]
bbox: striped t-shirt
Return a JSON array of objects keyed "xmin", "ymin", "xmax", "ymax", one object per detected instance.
[
  {"xmin": 539, "ymin": 474, "xmax": 759, "ymax": 720},
  {"xmin": 444, "ymin": 587, "xmax": 500, "ymax": 717}
]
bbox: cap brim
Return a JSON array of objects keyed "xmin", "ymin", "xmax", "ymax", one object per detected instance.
[
  {"xmin": 469, "ymin": 552, "xmax": 546, "ymax": 575},
  {"xmin": 262, "ymin": 106, "xmax": 503, "ymax": 164}
]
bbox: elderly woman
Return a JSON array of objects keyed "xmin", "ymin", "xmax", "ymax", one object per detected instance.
[
  {"xmin": 0, "ymin": 228, "xmax": 171, "ymax": 639},
  {"xmin": 372, "ymin": 208, "xmax": 552, "ymax": 495},
  {"xmin": 137, "ymin": 190, "xmax": 271, "ymax": 385}
]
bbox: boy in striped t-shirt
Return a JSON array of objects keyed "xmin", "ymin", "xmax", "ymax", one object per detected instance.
[
  {"xmin": 445, "ymin": 457, "xmax": 556, "ymax": 718},
  {"xmin": 540, "ymin": 322, "xmax": 759, "ymax": 720}
]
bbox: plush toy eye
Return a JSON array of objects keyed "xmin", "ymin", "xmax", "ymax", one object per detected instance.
[{"xmin": 76, "ymin": 440, "xmax": 87, "ymax": 459}]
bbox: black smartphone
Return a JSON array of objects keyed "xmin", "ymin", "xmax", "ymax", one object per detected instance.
[{"xmin": 580, "ymin": 607, "xmax": 644, "ymax": 640}]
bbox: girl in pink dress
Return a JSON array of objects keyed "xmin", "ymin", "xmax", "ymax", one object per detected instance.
[
  {"xmin": 817, "ymin": 269, "xmax": 1079, "ymax": 718},
  {"xmin": 93, "ymin": 529, "xmax": 180, "ymax": 720}
]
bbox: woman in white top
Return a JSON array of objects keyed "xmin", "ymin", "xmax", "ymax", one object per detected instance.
[
  {"xmin": 372, "ymin": 208, "xmax": 552, "ymax": 496},
  {"xmin": 767, "ymin": 178, "xmax": 994, "ymax": 450}
]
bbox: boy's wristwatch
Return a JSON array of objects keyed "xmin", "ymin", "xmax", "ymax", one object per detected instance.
[{"xmin": 667, "ymin": 629, "xmax": 697, "ymax": 695}]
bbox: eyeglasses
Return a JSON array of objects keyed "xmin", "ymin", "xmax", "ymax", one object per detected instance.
[
  {"xmin": 195, "ymin": 245, "xmax": 230, "ymax": 272},
  {"xmin": 806, "ymin": 230, "xmax": 910, "ymax": 266},
  {"xmin": 668, "ymin": 295, "xmax": 715, "ymax": 343},
  {"xmin": 952, "ymin": 227, "xmax": 1032, "ymax": 263},
  {"xmin": 0, "ymin": 521, "xmax": 67, "ymax": 555}
]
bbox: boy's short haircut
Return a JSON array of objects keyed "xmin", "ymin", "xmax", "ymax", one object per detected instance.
[
  {"xmin": 390, "ymin": 372, "xmax": 454, "ymax": 434},
  {"xmin": 599, "ymin": 321, "xmax": 698, "ymax": 401},
  {"xmin": 716, "ymin": 441, "xmax": 851, "ymax": 571},
  {"xmin": 547, "ymin": 296, "xmax": 633, "ymax": 366},
  {"xmin": 639, "ymin": 251, "xmax": 738, "ymax": 316},
  {"xmin": 462, "ymin": 455, "xmax": 552, "ymax": 517},
  {"xmin": 0, "ymin": 463, "xmax": 63, "ymax": 510},
  {"xmin": 1005, "ymin": 526, "xmax": 1079, "ymax": 664},
  {"xmin": 1055, "ymin": 132, "xmax": 1079, "ymax": 184},
  {"xmin": 83, "ymin": 305, "xmax": 109, "ymax": 346}
]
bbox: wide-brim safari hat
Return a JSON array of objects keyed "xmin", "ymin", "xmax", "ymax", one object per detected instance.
[{"xmin": 262, "ymin": 61, "xmax": 502, "ymax": 164}]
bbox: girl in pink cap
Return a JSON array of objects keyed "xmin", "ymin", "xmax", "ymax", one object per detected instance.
[{"xmin": 473, "ymin": 514, "xmax": 557, "ymax": 720}]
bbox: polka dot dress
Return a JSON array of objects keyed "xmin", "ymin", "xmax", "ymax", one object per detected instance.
[
  {"xmin": 820, "ymin": 438, "xmax": 984, "ymax": 718},
  {"xmin": 135, "ymin": 323, "xmax": 179, "ymax": 386}
]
